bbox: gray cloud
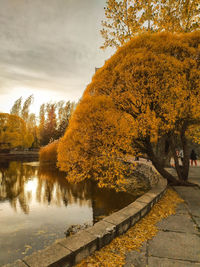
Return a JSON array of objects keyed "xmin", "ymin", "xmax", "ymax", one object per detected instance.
[{"xmin": 0, "ymin": 0, "xmax": 113, "ymax": 107}]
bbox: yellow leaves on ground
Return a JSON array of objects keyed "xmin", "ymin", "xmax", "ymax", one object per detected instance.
[
  {"xmin": 22, "ymin": 245, "xmax": 32, "ymax": 255},
  {"xmin": 76, "ymin": 189, "xmax": 184, "ymax": 267}
]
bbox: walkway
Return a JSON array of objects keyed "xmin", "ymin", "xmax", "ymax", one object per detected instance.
[{"xmin": 124, "ymin": 167, "xmax": 200, "ymax": 267}]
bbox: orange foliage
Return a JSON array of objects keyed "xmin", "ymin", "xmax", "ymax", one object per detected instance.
[
  {"xmin": 39, "ymin": 140, "xmax": 59, "ymax": 163},
  {"xmin": 58, "ymin": 32, "xmax": 200, "ymax": 185},
  {"xmin": 85, "ymin": 32, "xmax": 200, "ymax": 132},
  {"xmin": 0, "ymin": 113, "xmax": 34, "ymax": 149},
  {"xmin": 101, "ymin": 0, "xmax": 200, "ymax": 49},
  {"xmin": 57, "ymin": 96, "xmax": 135, "ymax": 190}
]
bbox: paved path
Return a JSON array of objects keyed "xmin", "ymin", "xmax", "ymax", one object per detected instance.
[{"xmin": 124, "ymin": 167, "xmax": 200, "ymax": 267}]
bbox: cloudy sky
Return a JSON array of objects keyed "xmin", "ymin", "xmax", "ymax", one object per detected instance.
[{"xmin": 0, "ymin": 0, "xmax": 114, "ymax": 115}]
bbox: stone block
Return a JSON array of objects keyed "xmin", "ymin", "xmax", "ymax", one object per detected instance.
[
  {"xmin": 58, "ymin": 230, "xmax": 98, "ymax": 265},
  {"xmin": 119, "ymin": 205, "xmax": 141, "ymax": 226},
  {"xmin": 157, "ymin": 214, "xmax": 199, "ymax": 234},
  {"xmin": 3, "ymin": 260, "xmax": 28, "ymax": 267},
  {"xmin": 124, "ymin": 242, "xmax": 147, "ymax": 267},
  {"xmin": 103, "ymin": 210, "xmax": 132, "ymax": 235},
  {"xmin": 175, "ymin": 187, "xmax": 200, "ymax": 202},
  {"xmin": 148, "ymin": 231, "xmax": 200, "ymax": 262},
  {"xmin": 128, "ymin": 200, "xmax": 148, "ymax": 212},
  {"xmin": 85, "ymin": 220, "xmax": 115, "ymax": 249},
  {"xmin": 124, "ymin": 250, "xmax": 147, "ymax": 267},
  {"xmin": 23, "ymin": 243, "xmax": 72, "ymax": 267},
  {"xmin": 174, "ymin": 202, "xmax": 188, "ymax": 215},
  {"xmin": 148, "ymin": 186, "xmax": 164, "ymax": 198},
  {"xmin": 148, "ymin": 256, "xmax": 200, "ymax": 267},
  {"xmin": 136, "ymin": 192, "xmax": 158, "ymax": 208},
  {"xmin": 187, "ymin": 204, "xmax": 200, "ymax": 218},
  {"xmin": 131, "ymin": 200, "xmax": 150, "ymax": 217}
]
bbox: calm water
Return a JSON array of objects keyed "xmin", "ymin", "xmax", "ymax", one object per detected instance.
[{"xmin": 0, "ymin": 160, "xmax": 137, "ymax": 266}]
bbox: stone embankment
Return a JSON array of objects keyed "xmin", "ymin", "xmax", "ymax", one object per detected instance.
[
  {"xmin": 0, "ymin": 150, "xmax": 39, "ymax": 160},
  {"xmin": 4, "ymin": 163, "xmax": 167, "ymax": 267}
]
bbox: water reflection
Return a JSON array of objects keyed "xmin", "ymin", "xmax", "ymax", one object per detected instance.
[
  {"xmin": 0, "ymin": 161, "xmax": 137, "ymax": 265},
  {"xmin": 0, "ymin": 161, "xmax": 136, "ymax": 219},
  {"xmin": 0, "ymin": 161, "xmax": 35, "ymax": 214}
]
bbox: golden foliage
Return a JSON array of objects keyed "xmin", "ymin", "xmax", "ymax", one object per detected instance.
[
  {"xmin": 85, "ymin": 31, "xmax": 200, "ymax": 148},
  {"xmin": 76, "ymin": 189, "xmax": 184, "ymax": 267},
  {"xmin": 187, "ymin": 124, "xmax": 200, "ymax": 144},
  {"xmin": 58, "ymin": 32, "xmax": 200, "ymax": 186},
  {"xmin": 0, "ymin": 113, "xmax": 34, "ymax": 148},
  {"xmin": 101, "ymin": 0, "xmax": 200, "ymax": 49},
  {"xmin": 39, "ymin": 140, "xmax": 59, "ymax": 163},
  {"xmin": 57, "ymin": 95, "xmax": 135, "ymax": 190}
]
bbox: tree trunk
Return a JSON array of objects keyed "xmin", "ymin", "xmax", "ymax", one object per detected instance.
[
  {"xmin": 154, "ymin": 136, "xmax": 172, "ymax": 167},
  {"xmin": 146, "ymin": 138, "xmax": 191, "ymax": 185},
  {"xmin": 146, "ymin": 140, "xmax": 177, "ymax": 184},
  {"xmin": 180, "ymin": 124, "xmax": 190, "ymax": 181}
]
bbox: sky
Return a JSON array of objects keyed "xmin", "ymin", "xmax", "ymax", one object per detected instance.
[{"xmin": 0, "ymin": 0, "xmax": 114, "ymax": 115}]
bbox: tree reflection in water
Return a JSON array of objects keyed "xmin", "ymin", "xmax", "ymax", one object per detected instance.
[
  {"xmin": 0, "ymin": 161, "xmax": 136, "ymax": 220},
  {"xmin": 0, "ymin": 161, "xmax": 34, "ymax": 214},
  {"xmin": 0, "ymin": 161, "xmax": 138, "ymax": 266}
]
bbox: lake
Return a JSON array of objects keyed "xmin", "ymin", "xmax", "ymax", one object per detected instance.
[{"xmin": 0, "ymin": 160, "xmax": 138, "ymax": 266}]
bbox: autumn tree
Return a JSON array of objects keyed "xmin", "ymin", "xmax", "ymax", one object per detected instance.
[
  {"xmin": 10, "ymin": 95, "xmax": 39, "ymax": 148},
  {"xmin": 21, "ymin": 95, "xmax": 33, "ymax": 123},
  {"xmin": 56, "ymin": 101, "xmax": 75, "ymax": 139},
  {"xmin": 10, "ymin": 95, "xmax": 33, "ymax": 122},
  {"xmin": 58, "ymin": 32, "xmax": 200, "ymax": 186},
  {"xmin": 38, "ymin": 100, "xmax": 75, "ymax": 146},
  {"xmin": 101, "ymin": 0, "xmax": 200, "ymax": 49},
  {"xmin": 10, "ymin": 96, "xmax": 74, "ymax": 148},
  {"xmin": 10, "ymin": 97, "xmax": 22, "ymax": 116},
  {"xmin": 38, "ymin": 104, "xmax": 46, "ymax": 146},
  {"xmin": 0, "ymin": 113, "xmax": 34, "ymax": 149},
  {"xmin": 44, "ymin": 103, "xmax": 57, "ymax": 144},
  {"xmin": 39, "ymin": 140, "xmax": 59, "ymax": 163},
  {"xmin": 156, "ymin": 0, "xmax": 200, "ymax": 32},
  {"xmin": 27, "ymin": 113, "xmax": 39, "ymax": 148},
  {"xmin": 57, "ymin": 96, "xmax": 135, "ymax": 189}
]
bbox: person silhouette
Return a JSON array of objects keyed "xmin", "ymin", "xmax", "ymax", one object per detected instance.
[{"xmin": 190, "ymin": 149, "xmax": 197, "ymax": 166}]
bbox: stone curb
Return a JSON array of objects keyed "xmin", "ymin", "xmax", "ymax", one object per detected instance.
[{"xmin": 4, "ymin": 177, "xmax": 167, "ymax": 267}]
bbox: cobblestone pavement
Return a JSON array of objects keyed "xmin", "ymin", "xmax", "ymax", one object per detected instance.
[{"xmin": 124, "ymin": 168, "xmax": 200, "ymax": 267}]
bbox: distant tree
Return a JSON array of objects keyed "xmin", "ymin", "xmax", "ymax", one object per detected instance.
[
  {"xmin": 27, "ymin": 113, "xmax": 39, "ymax": 148},
  {"xmin": 56, "ymin": 101, "xmax": 75, "ymax": 139},
  {"xmin": 58, "ymin": 32, "xmax": 200, "ymax": 186},
  {"xmin": 10, "ymin": 95, "xmax": 38, "ymax": 147},
  {"xmin": 21, "ymin": 95, "xmax": 33, "ymax": 123},
  {"xmin": 101, "ymin": 0, "xmax": 200, "ymax": 49},
  {"xmin": 10, "ymin": 97, "xmax": 22, "ymax": 117},
  {"xmin": 39, "ymin": 104, "xmax": 46, "ymax": 146},
  {"xmin": 0, "ymin": 113, "xmax": 34, "ymax": 149},
  {"xmin": 45, "ymin": 103, "xmax": 57, "ymax": 144},
  {"xmin": 38, "ymin": 100, "xmax": 75, "ymax": 146}
]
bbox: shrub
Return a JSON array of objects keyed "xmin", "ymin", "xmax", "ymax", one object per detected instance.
[{"xmin": 39, "ymin": 140, "xmax": 59, "ymax": 163}]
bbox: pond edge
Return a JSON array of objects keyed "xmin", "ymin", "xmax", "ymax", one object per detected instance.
[{"xmin": 4, "ymin": 170, "xmax": 167, "ymax": 267}]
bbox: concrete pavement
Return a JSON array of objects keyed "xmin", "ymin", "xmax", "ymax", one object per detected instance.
[{"xmin": 124, "ymin": 167, "xmax": 200, "ymax": 267}]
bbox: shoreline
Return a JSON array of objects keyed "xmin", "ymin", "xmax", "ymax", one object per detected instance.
[
  {"xmin": 0, "ymin": 151, "xmax": 39, "ymax": 161},
  {"xmin": 2, "ymin": 163, "xmax": 167, "ymax": 267}
]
